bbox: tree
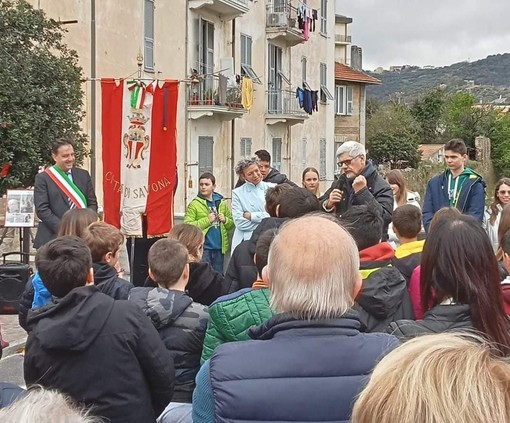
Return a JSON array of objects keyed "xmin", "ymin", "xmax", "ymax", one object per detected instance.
[
  {"xmin": 490, "ymin": 113, "xmax": 510, "ymax": 177},
  {"xmin": 366, "ymin": 102, "xmax": 421, "ymax": 168},
  {"xmin": 0, "ymin": 0, "xmax": 86, "ymax": 194},
  {"xmin": 442, "ymin": 92, "xmax": 497, "ymax": 148},
  {"xmin": 410, "ymin": 89, "xmax": 445, "ymax": 143}
]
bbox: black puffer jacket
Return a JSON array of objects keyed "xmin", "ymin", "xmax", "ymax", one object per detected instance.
[
  {"xmin": 24, "ymin": 285, "xmax": 175, "ymax": 423},
  {"xmin": 129, "ymin": 287, "xmax": 208, "ymax": 403},
  {"xmin": 187, "ymin": 262, "xmax": 228, "ymax": 305},
  {"xmin": 387, "ymin": 304, "xmax": 473, "ymax": 340},
  {"xmin": 320, "ymin": 161, "xmax": 394, "ymax": 237},
  {"xmin": 92, "ymin": 262, "xmax": 134, "ymax": 300},
  {"xmin": 18, "ymin": 278, "xmax": 35, "ymax": 333}
]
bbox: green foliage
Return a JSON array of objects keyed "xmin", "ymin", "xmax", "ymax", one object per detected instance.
[
  {"xmin": 443, "ymin": 92, "xmax": 498, "ymax": 148},
  {"xmin": 366, "ymin": 103, "xmax": 421, "ymax": 168},
  {"xmin": 0, "ymin": 0, "xmax": 86, "ymax": 194},
  {"xmin": 410, "ymin": 89, "xmax": 445, "ymax": 142},
  {"xmin": 490, "ymin": 113, "xmax": 510, "ymax": 177}
]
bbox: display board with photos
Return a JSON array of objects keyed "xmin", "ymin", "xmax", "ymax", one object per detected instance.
[{"xmin": 4, "ymin": 189, "xmax": 35, "ymax": 227}]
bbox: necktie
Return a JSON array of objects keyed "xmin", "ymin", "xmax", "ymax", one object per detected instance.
[{"xmin": 66, "ymin": 171, "xmax": 76, "ymax": 209}]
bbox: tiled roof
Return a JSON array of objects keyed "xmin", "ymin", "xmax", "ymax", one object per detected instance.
[
  {"xmin": 418, "ymin": 144, "xmax": 445, "ymax": 160},
  {"xmin": 334, "ymin": 63, "xmax": 381, "ymax": 85}
]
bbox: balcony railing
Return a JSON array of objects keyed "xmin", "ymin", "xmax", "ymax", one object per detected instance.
[
  {"xmin": 266, "ymin": 2, "xmax": 299, "ymax": 30},
  {"xmin": 188, "ymin": 77, "xmax": 244, "ymax": 109},
  {"xmin": 267, "ymin": 89, "xmax": 305, "ymax": 116},
  {"xmin": 335, "ymin": 34, "xmax": 352, "ymax": 43}
]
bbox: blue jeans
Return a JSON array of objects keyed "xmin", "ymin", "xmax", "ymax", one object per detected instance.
[
  {"xmin": 157, "ymin": 402, "xmax": 192, "ymax": 423},
  {"xmin": 202, "ymin": 249, "xmax": 224, "ymax": 274}
]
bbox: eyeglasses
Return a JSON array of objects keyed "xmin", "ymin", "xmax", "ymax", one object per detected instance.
[
  {"xmin": 337, "ymin": 155, "xmax": 361, "ymax": 167},
  {"xmin": 499, "ymin": 190, "xmax": 510, "ymax": 196}
]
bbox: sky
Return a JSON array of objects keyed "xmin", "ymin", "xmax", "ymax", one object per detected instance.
[{"xmin": 335, "ymin": 0, "xmax": 510, "ymax": 70}]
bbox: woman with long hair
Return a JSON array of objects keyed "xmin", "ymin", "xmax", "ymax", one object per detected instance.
[
  {"xmin": 301, "ymin": 167, "xmax": 321, "ymax": 198},
  {"xmin": 167, "ymin": 224, "xmax": 227, "ymax": 306},
  {"xmin": 385, "ymin": 169, "xmax": 420, "ymax": 209},
  {"xmin": 485, "ymin": 177, "xmax": 510, "ymax": 251},
  {"xmin": 388, "ymin": 214, "xmax": 510, "ymax": 357}
]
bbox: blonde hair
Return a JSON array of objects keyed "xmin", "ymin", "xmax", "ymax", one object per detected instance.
[
  {"xmin": 352, "ymin": 333, "xmax": 510, "ymax": 423},
  {"xmin": 269, "ymin": 216, "xmax": 359, "ymax": 319},
  {"xmin": 168, "ymin": 223, "xmax": 204, "ymax": 262},
  {"xmin": 0, "ymin": 386, "xmax": 102, "ymax": 423}
]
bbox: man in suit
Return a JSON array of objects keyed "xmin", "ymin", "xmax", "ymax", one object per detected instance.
[{"xmin": 34, "ymin": 138, "xmax": 97, "ymax": 248}]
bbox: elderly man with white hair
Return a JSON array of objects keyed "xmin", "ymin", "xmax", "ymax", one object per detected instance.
[
  {"xmin": 320, "ymin": 141, "xmax": 394, "ymax": 238},
  {"xmin": 192, "ymin": 215, "xmax": 399, "ymax": 423}
]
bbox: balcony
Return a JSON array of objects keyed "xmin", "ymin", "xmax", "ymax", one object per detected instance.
[
  {"xmin": 188, "ymin": 77, "xmax": 246, "ymax": 121},
  {"xmin": 266, "ymin": 3, "xmax": 304, "ymax": 47},
  {"xmin": 266, "ymin": 90, "xmax": 308, "ymax": 126},
  {"xmin": 335, "ymin": 34, "xmax": 352, "ymax": 44},
  {"xmin": 188, "ymin": 0, "xmax": 249, "ymax": 21}
]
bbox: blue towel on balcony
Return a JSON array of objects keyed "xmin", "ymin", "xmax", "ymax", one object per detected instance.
[
  {"xmin": 296, "ymin": 87, "xmax": 304, "ymax": 108},
  {"xmin": 303, "ymin": 88, "xmax": 313, "ymax": 114}
]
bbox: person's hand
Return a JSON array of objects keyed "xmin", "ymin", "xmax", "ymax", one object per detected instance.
[
  {"xmin": 327, "ymin": 189, "xmax": 343, "ymax": 208},
  {"xmin": 352, "ymin": 175, "xmax": 367, "ymax": 193},
  {"xmin": 217, "ymin": 213, "xmax": 226, "ymax": 223},
  {"xmin": 208, "ymin": 212, "xmax": 217, "ymax": 223},
  {"xmin": 243, "ymin": 211, "xmax": 251, "ymax": 221}
]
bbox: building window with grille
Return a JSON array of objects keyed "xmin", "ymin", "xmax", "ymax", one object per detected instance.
[
  {"xmin": 320, "ymin": 63, "xmax": 334, "ymax": 103},
  {"xmin": 241, "ymin": 34, "xmax": 261, "ymax": 84},
  {"xmin": 240, "ymin": 137, "xmax": 252, "ymax": 158},
  {"xmin": 198, "ymin": 136, "xmax": 214, "ymax": 175},
  {"xmin": 272, "ymin": 138, "xmax": 282, "ymax": 171},
  {"xmin": 335, "ymin": 85, "xmax": 353, "ymax": 115},
  {"xmin": 320, "ymin": 138, "xmax": 327, "ymax": 179},
  {"xmin": 320, "ymin": 0, "xmax": 328, "ymax": 34},
  {"xmin": 144, "ymin": 0, "xmax": 154, "ymax": 71},
  {"xmin": 301, "ymin": 138, "xmax": 307, "ymax": 170}
]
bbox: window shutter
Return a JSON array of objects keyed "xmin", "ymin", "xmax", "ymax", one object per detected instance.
[
  {"xmin": 272, "ymin": 138, "xmax": 282, "ymax": 171},
  {"xmin": 320, "ymin": 138, "xmax": 327, "ymax": 178},
  {"xmin": 346, "ymin": 86, "xmax": 353, "ymax": 115},
  {"xmin": 144, "ymin": 0, "xmax": 155, "ymax": 71},
  {"xmin": 198, "ymin": 136, "xmax": 214, "ymax": 175}
]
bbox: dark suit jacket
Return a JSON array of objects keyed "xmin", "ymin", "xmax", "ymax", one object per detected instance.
[{"xmin": 34, "ymin": 167, "xmax": 97, "ymax": 248}]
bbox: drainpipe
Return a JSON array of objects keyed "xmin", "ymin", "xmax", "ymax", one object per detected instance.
[
  {"xmin": 90, "ymin": 0, "xmax": 96, "ymax": 184},
  {"xmin": 230, "ymin": 18, "xmax": 236, "ymax": 191}
]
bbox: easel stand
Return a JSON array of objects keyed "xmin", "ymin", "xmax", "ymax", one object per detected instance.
[{"xmin": 0, "ymin": 227, "xmax": 32, "ymax": 265}]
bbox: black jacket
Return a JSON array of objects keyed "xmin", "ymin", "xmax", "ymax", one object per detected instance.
[
  {"xmin": 224, "ymin": 217, "xmax": 287, "ymax": 293},
  {"xmin": 24, "ymin": 285, "xmax": 175, "ymax": 423},
  {"xmin": 320, "ymin": 161, "xmax": 394, "ymax": 237},
  {"xmin": 18, "ymin": 278, "xmax": 34, "ymax": 333},
  {"xmin": 92, "ymin": 262, "xmax": 134, "ymax": 300},
  {"xmin": 235, "ymin": 168, "xmax": 297, "ymax": 188},
  {"xmin": 387, "ymin": 303, "xmax": 473, "ymax": 340},
  {"xmin": 129, "ymin": 287, "xmax": 208, "ymax": 403},
  {"xmin": 187, "ymin": 262, "xmax": 228, "ymax": 306}
]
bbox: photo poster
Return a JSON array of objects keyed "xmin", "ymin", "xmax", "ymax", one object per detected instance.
[{"xmin": 4, "ymin": 189, "xmax": 35, "ymax": 227}]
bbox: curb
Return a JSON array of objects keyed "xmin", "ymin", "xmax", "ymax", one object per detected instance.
[{"xmin": 1, "ymin": 338, "xmax": 26, "ymax": 360}]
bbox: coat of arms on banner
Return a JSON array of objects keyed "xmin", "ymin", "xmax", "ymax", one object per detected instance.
[{"xmin": 123, "ymin": 111, "xmax": 150, "ymax": 169}]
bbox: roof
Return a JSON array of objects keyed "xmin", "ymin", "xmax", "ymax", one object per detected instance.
[
  {"xmin": 418, "ymin": 144, "xmax": 445, "ymax": 160},
  {"xmin": 334, "ymin": 63, "xmax": 381, "ymax": 85}
]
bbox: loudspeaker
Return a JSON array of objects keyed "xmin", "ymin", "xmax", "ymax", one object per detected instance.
[{"xmin": 0, "ymin": 263, "xmax": 31, "ymax": 314}]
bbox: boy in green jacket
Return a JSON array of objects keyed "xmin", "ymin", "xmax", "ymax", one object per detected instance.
[{"xmin": 184, "ymin": 173, "xmax": 234, "ymax": 274}]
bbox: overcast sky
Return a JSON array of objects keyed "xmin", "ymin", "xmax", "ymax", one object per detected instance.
[{"xmin": 335, "ymin": 0, "xmax": 510, "ymax": 70}]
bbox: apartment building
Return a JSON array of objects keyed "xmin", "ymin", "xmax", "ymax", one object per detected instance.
[{"xmin": 28, "ymin": 0, "xmax": 365, "ymax": 214}]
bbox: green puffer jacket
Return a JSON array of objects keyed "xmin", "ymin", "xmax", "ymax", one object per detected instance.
[
  {"xmin": 184, "ymin": 194, "xmax": 234, "ymax": 255},
  {"xmin": 200, "ymin": 288, "xmax": 274, "ymax": 363}
]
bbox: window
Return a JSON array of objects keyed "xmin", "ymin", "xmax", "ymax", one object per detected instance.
[
  {"xmin": 198, "ymin": 136, "xmax": 214, "ymax": 175},
  {"xmin": 320, "ymin": 138, "xmax": 327, "ymax": 179},
  {"xmin": 301, "ymin": 138, "xmax": 307, "ymax": 170},
  {"xmin": 320, "ymin": 63, "xmax": 334, "ymax": 102},
  {"xmin": 301, "ymin": 57, "xmax": 307, "ymax": 85},
  {"xmin": 241, "ymin": 34, "xmax": 262, "ymax": 84},
  {"xmin": 240, "ymin": 137, "xmax": 252, "ymax": 158},
  {"xmin": 272, "ymin": 138, "xmax": 282, "ymax": 171},
  {"xmin": 268, "ymin": 44, "xmax": 283, "ymax": 113},
  {"xmin": 144, "ymin": 0, "xmax": 154, "ymax": 71},
  {"xmin": 199, "ymin": 19, "xmax": 215, "ymax": 93},
  {"xmin": 320, "ymin": 0, "xmax": 328, "ymax": 34},
  {"xmin": 335, "ymin": 85, "xmax": 353, "ymax": 115}
]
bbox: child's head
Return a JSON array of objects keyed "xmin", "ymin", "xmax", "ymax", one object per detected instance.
[
  {"xmin": 36, "ymin": 236, "xmax": 93, "ymax": 298},
  {"xmin": 81, "ymin": 222, "xmax": 124, "ymax": 267},
  {"xmin": 199, "ymin": 172, "xmax": 216, "ymax": 198},
  {"xmin": 57, "ymin": 208, "xmax": 98, "ymax": 238},
  {"xmin": 278, "ymin": 187, "xmax": 321, "ymax": 218},
  {"xmin": 168, "ymin": 224, "xmax": 204, "ymax": 262},
  {"xmin": 148, "ymin": 239, "xmax": 189, "ymax": 288},
  {"xmin": 255, "ymin": 229, "xmax": 278, "ymax": 279},
  {"xmin": 392, "ymin": 205, "xmax": 422, "ymax": 241},
  {"xmin": 340, "ymin": 205, "xmax": 383, "ymax": 251},
  {"xmin": 265, "ymin": 184, "xmax": 293, "ymax": 217}
]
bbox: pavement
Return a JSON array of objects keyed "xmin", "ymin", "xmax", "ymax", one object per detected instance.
[{"xmin": 0, "ymin": 314, "xmax": 26, "ymax": 388}]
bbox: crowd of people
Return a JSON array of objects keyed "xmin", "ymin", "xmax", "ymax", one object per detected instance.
[{"xmin": 2, "ymin": 137, "xmax": 510, "ymax": 422}]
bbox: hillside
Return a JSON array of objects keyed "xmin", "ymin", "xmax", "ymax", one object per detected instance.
[{"xmin": 366, "ymin": 53, "xmax": 510, "ymax": 103}]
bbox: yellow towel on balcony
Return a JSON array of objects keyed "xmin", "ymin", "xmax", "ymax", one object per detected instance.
[{"xmin": 241, "ymin": 77, "xmax": 253, "ymax": 111}]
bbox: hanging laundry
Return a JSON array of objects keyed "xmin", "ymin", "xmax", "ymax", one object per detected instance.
[
  {"xmin": 312, "ymin": 9, "xmax": 317, "ymax": 32},
  {"xmin": 303, "ymin": 18, "xmax": 310, "ymax": 41},
  {"xmin": 311, "ymin": 90, "xmax": 319, "ymax": 112},
  {"xmin": 303, "ymin": 89, "xmax": 313, "ymax": 114},
  {"xmin": 296, "ymin": 87, "xmax": 305, "ymax": 108},
  {"xmin": 241, "ymin": 77, "xmax": 254, "ymax": 111}
]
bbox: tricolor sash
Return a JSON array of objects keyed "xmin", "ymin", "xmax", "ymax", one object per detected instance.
[{"xmin": 45, "ymin": 166, "xmax": 87, "ymax": 209}]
